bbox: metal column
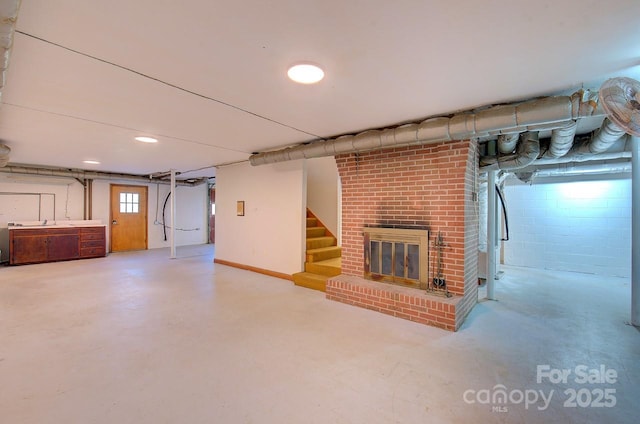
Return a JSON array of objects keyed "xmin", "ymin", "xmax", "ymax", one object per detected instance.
[
  {"xmin": 170, "ymin": 169, "xmax": 176, "ymax": 259},
  {"xmin": 487, "ymin": 171, "xmax": 497, "ymax": 300},
  {"xmin": 632, "ymin": 137, "xmax": 640, "ymax": 326}
]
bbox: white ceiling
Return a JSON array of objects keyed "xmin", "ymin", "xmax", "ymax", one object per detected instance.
[{"xmin": 1, "ymin": 0, "xmax": 640, "ymax": 180}]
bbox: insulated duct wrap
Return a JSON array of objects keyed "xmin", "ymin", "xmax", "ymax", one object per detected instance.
[
  {"xmin": 545, "ymin": 121, "xmax": 577, "ymax": 158},
  {"xmin": 0, "ymin": 143, "xmax": 10, "ymax": 167},
  {"xmin": 0, "ymin": 164, "xmax": 208, "ymax": 186},
  {"xmin": 497, "ymin": 133, "xmax": 519, "ymax": 154},
  {"xmin": 249, "ymin": 93, "xmax": 594, "ymax": 166},
  {"xmin": 496, "ymin": 132, "xmax": 540, "ymax": 171},
  {"xmin": 0, "ymin": 0, "xmax": 20, "ymax": 99},
  {"xmin": 586, "ymin": 118, "xmax": 626, "ymax": 154}
]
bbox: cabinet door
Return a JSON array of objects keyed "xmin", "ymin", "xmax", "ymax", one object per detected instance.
[
  {"xmin": 47, "ymin": 234, "xmax": 80, "ymax": 261},
  {"xmin": 11, "ymin": 236, "xmax": 48, "ymax": 264}
]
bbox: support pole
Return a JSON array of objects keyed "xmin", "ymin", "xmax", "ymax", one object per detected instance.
[
  {"xmin": 170, "ymin": 169, "xmax": 176, "ymax": 259},
  {"xmin": 487, "ymin": 171, "xmax": 497, "ymax": 300},
  {"xmin": 632, "ymin": 137, "xmax": 640, "ymax": 326}
]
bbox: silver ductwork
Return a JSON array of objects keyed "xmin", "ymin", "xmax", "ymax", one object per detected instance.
[
  {"xmin": 545, "ymin": 121, "xmax": 577, "ymax": 158},
  {"xmin": 482, "ymin": 132, "xmax": 540, "ymax": 170},
  {"xmin": 0, "ymin": 0, "xmax": 20, "ymax": 101},
  {"xmin": 497, "ymin": 133, "xmax": 519, "ymax": 154},
  {"xmin": 250, "ymin": 91, "xmax": 599, "ymax": 166},
  {"xmin": 513, "ymin": 159, "xmax": 632, "ymax": 183},
  {"xmin": 0, "ymin": 143, "xmax": 10, "ymax": 167},
  {"xmin": 0, "ymin": 163, "xmax": 209, "ymax": 186},
  {"xmin": 533, "ymin": 135, "xmax": 630, "ymax": 166},
  {"xmin": 582, "ymin": 117, "xmax": 627, "ymax": 154}
]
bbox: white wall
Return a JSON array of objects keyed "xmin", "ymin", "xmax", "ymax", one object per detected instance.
[
  {"xmin": 0, "ymin": 175, "xmax": 208, "ymax": 262},
  {"xmin": 503, "ymin": 176, "xmax": 631, "ymax": 278},
  {"xmin": 306, "ymin": 156, "xmax": 339, "ymax": 237},
  {"xmin": 0, "ymin": 175, "xmax": 84, "ymax": 261},
  {"xmin": 215, "ymin": 160, "xmax": 306, "ymax": 275},
  {"xmin": 92, "ymin": 180, "xmax": 208, "ymax": 249}
]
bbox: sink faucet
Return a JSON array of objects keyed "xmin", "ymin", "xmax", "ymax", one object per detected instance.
[{"xmin": 43, "ymin": 219, "xmax": 48, "ymax": 225}]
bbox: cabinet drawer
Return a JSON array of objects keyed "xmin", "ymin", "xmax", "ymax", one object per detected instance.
[
  {"xmin": 80, "ymin": 247, "xmax": 106, "ymax": 258},
  {"xmin": 80, "ymin": 227, "xmax": 105, "ymax": 234},
  {"xmin": 81, "ymin": 240, "xmax": 105, "ymax": 248},
  {"xmin": 80, "ymin": 232, "xmax": 105, "ymax": 241}
]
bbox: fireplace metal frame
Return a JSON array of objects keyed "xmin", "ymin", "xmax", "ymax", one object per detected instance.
[{"xmin": 363, "ymin": 227, "xmax": 429, "ymax": 289}]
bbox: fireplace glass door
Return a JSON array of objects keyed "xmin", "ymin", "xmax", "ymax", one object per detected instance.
[{"xmin": 364, "ymin": 228, "xmax": 428, "ymax": 289}]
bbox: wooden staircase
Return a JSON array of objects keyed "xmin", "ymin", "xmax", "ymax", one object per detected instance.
[{"xmin": 292, "ymin": 211, "xmax": 341, "ymax": 292}]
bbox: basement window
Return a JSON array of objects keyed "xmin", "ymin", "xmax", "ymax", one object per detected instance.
[{"xmin": 119, "ymin": 193, "xmax": 139, "ymax": 214}]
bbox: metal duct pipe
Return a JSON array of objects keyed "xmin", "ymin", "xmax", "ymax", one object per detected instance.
[
  {"xmin": 250, "ymin": 92, "xmax": 600, "ymax": 166},
  {"xmin": 534, "ymin": 135, "xmax": 630, "ymax": 166},
  {"xmin": 0, "ymin": 164, "xmax": 208, "ymax": 186},
  {"xmin": 584, "ymin": 117, "xmax": 626, "ymax": 154},
  {"xmin": 497, "ymin": 133, "xmax": 519, "ymax": 154},
  {"xmin": 0, "ymin": 143, "xmax": 10, "ymax": 167},
  {"xmin": 545, "ymin": 121, "xmax": 577, "ymax": 158},
  {"xmin": 0, "ymin": 0, "xmax": 20, "ymax": 100},
  {"xmin": 515, "ymin": 160, "xmax": 631, "ymax": 180},
  {"xmin": 482, "ymin": 132, "xmax": 540, "ymax": 170}
]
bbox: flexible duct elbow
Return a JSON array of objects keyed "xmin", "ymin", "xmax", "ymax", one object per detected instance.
[
  {"xmin": 497, "ymin": 133, "xmax": 519, "ymax": 154},
  {"xmin": 0, "ymin": 143, "xmax": 10, "ymax": 167},
  {"xmin": 545, "ymin": 120, "xmax": 577, "ymax": 158},
  {"xmin": 586, "ymin": 118, "xmax": 626, "ymax": 154},
  {"xmin": 483, "ymin": 132, "xmax": 540, "ymax": 170}
]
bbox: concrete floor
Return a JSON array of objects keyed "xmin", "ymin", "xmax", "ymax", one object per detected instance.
[{"xmin": 0, "ymin": 244, "xmax": 638, "ymax": 423}]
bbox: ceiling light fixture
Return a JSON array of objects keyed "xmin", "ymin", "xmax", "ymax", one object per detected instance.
[
  {"xmin": 287, "ymin": 63, "xmax": 325, "ymax": 84},
  {"xmin": 83, "ymin": 160, "xmax": 100, "ymax": 165},
  {"xmin": 135, "ymin": 136, "xmax": 158, "ymax": 143}
]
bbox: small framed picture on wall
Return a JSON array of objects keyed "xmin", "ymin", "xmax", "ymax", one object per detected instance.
[{"xmin": 237, "ymin": 201, "xmax": 245, "ymax": 216}]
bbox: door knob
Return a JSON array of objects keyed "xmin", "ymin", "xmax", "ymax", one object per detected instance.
[{"xmin": 112, "ymin": 220, "xmax": 117, "ymax": 225}]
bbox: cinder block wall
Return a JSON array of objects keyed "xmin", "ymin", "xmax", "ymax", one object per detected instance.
[{"xmin": 503, "ymin": 178, "xmax": 631, "ymax": 278}]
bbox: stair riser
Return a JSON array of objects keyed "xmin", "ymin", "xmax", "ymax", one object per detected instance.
[
  {"xmin": 307, "ymin": 237, "xmax": 336, "ymax": 250},
  {"xmin": 305, "ymin": 262, "xmax": 342, "ymax": 277},
  {"xmin": 306, "ymin": 227, "xmax": 326, "ymax": 238},
  {"xmin": 306, "ymin": 218, "xmax": 317, "ymax": 227},
  {"xmin": 306, "ymin": 247, "xmax": 342, "ymax": 262},
  {"xmin": 293, "ymin": 273, "xmax": 327, "ymax": 292}
]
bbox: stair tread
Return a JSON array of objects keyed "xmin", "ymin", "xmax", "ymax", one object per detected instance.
[{"xmin": 293, "ymin": 272, "xmax": 329, "ymax": 281}]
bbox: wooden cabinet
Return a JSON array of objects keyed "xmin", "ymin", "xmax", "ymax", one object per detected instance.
[
  {"xmin": 79, "ymin": 227, "xmax": 107, "ymax": 258},
  {"xmin": 9, "ymin": 226, "xmax": 106, "ymax": 265}
]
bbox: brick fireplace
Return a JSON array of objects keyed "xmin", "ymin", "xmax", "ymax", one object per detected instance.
[{"xmin": 327, "ymin": 140, "xmax": 479, "ymax": 331}]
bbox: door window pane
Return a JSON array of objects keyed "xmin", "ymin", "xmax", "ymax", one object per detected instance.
[{"xmin": 119, "ymin": 192, "xmax": 140, "ymax": 214}]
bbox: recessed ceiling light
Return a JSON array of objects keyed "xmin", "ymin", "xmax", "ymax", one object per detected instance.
[
  {"xmin": 135, "ymin": 136, "xmax": 158, "ymax": 143},
  {"xmin": 83, "ymin": 160, "xmax": 100, "ymax": 165},
  {"xmin": 287, "ymin": 63, "xmax": 324, "ymax": 84}
]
